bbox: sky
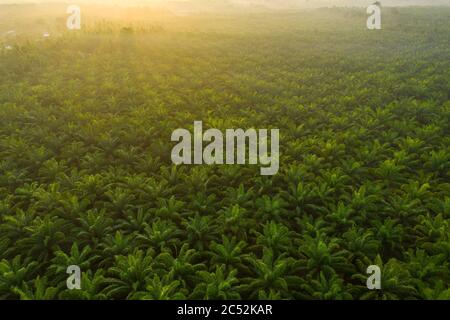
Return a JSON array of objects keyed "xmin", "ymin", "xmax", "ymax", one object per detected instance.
[{"xmin": 0, "ymin": 0, "xmax": 449, "ymax": 7}]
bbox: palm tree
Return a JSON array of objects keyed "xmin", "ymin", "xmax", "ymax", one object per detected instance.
[
  {"xmin": 117, "ymin": 208, "xmax": 151, "ymax": 234},
  {"xmin": 302, "ymin": 272, "xmax": 352, "ymax": 300},
  {"xmin": 74, "ymin": 174, "xmax": 108, "ymax": 201},
  {"xmin": 104, "ymin": 188, "xmax": 135, "ymax": 216},
  {"xmin": 209, "ymin": 236, "xmax": 249, "ymax": 273},
  {"xmin": 296, "ymin": 235, "xmax": 354, "ymax": 277},
  {"xmin": 326, "ymin": 201, "xmax": 355, "ymax": 231},
  {"xmin": 418, "ymin": 280, "xmax": 450, "ymax": 300},
  {"xmin": 257, "ymin": 289, "xmax": 282, "ymax": 300},
  {"xmin": 59, "ymin": 270, "xmax": 108, "ymax": 300},
  {"xmin": 255, "ymin": 196, "xmax": 286, "ymax": 222},
  {"xmin": 295, "ymin": 214, "xmax": 331, "ymax": 239},
  {"xmin": 16, "ymin": 215, "xmax": 68, "ymax": 262},
  {"xmin": 254, "ymin": 221, "xmax": 293, "ymax": 256},
  {"xmin": 0, "ymin": 208, "xmax": 37, "ymax": 257},
  {"xmin": 188, "ymin": 192, "xmax": 218, "ymax": 216},
  {"xmin": 154, "ymin": 244, "xmax": 204, "ymax": 287},
  {"xmin": 136, "ymin": 219, "xmax": 181, "ymax": 252},
  {"xmin": 409, "ymin": 248, "xmax": 446, "ymax": 282},
  {"xmin": 0, "ymin": 255, "xmax": 38, "ymax": 299},
  {"xmin": 130, "ymin": 275, "xmax": 187, "ymax": 300},
  {"xmin": 353, "ymin": 256, "xmax": 418, "ymax": 300},
  {"xmin": 76, "ymin": 209, "xmax": 113, "ymax": 247},
  {"xmin": 218, "ymin": 205, "xmax": 252, "ymax": 240},
  {"xmin": 49, "ymin": 243, "xmax": 99, "ymax": 283},
  {"xmin": 55, "ymin": 195, "xmax": 91, "ymax": 220},
  {"xmin": 100, "ymin": 231, "xmax": 135, "ymax": 264},
  {"xmin": 282, "ymin": 182, "xmax": 316, "ymax": 213},
  {"xmin": 153, "ymin": 196, "xmax": 186, "ymax": 222},
  {"xmin": 191, "ymin": 265, "xmax": 240, "ymax": 300},
  {"xmin": 343, "ymin": 227, "xmax": 379, "ymax": 261},
  {"xmin": 240, "ymin": 249, "xmax": 295, "ymax": 299},
  {"xmin": 342, "ymin": 184, "xmax": 381, "ymax": 216},
  {"xmin": 223, "ymin": 184, "xmax": 254, "ymax": 207},
  {"xmin": 372, "ymin": 218, "xmax": 404, "ymax": 257},
  {"xmin": 12, "ymin": 276, "xmax": 59, "ymax": 300},
  {"xmin": 183, "ymin": 214, "xmax": 218, "ymax": 251},
  {"xmin": 103, "ymin": 249, "xmax": 155, "ymax": 299}
]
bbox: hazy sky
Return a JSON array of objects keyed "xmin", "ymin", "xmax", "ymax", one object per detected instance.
[{"xmin": 0, "ymin": 0, "xmax": 449, "ymax": 7}]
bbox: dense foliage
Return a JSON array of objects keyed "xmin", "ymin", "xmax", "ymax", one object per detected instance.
[{"xmin": 0, "ymin": 6, "xmax": 449, "ymax": 300}]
